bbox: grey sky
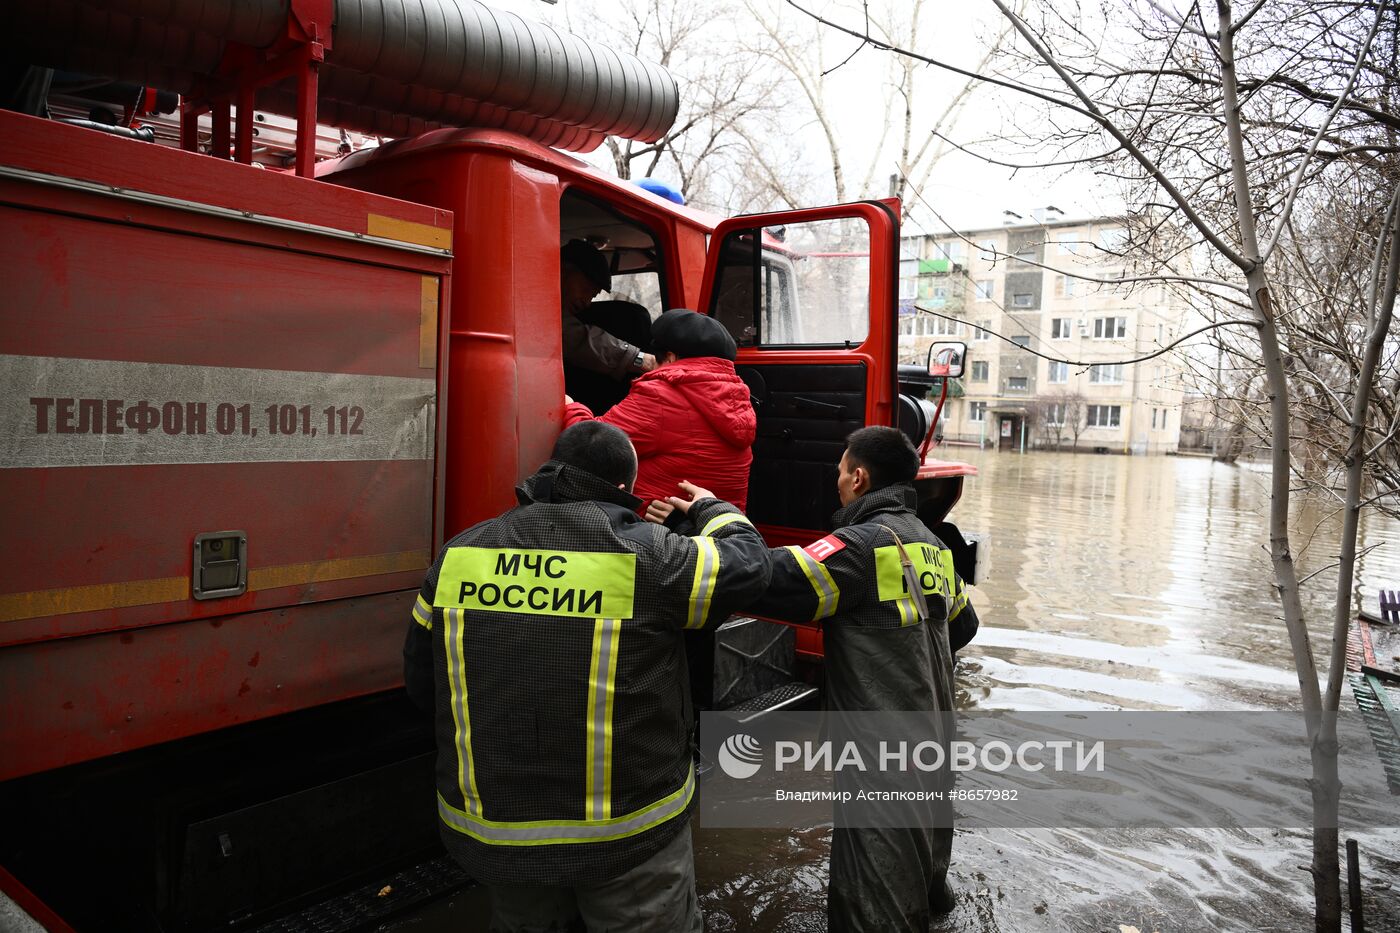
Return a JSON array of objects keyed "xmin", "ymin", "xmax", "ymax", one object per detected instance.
[{"xmin": 491, "ymin": 0, "xmax": 1117, "ymax": 230}]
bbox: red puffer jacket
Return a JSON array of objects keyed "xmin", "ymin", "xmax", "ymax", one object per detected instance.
[{"xmin": 563, "ymin": 356, "xmax": 756, "ymax": 511}]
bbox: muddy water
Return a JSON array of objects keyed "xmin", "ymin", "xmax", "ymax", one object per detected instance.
[{"xmin": 694, "ymin": 449, "xmax": 1400, "ymax": 932}]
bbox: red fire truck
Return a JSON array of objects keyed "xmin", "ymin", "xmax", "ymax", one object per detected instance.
[{"xmin": 0, "ymin": 1, "xmax": 977, "ymax": 928}]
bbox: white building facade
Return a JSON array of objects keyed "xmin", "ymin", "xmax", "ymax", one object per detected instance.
[{"xmin": 899, "ymin": 216, "xmax": 1189, "ymax": 455}]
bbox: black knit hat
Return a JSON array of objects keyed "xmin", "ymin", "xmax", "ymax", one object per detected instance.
[
  {"xmin": 651, "ymin": 308, "xmax": 738, "ymax": 362},
  {"xmin": 560, "ymin": 239, "xmax": 610, "ymax": 291}
]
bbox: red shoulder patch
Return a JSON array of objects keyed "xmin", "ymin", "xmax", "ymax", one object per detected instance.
[{"xmin": 803, "ymin": 534, "xmax": 846, "ymax": 562}]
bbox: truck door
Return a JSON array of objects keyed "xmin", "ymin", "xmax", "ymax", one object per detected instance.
[{"xmin": 698, "ymin": 202, "xmax": 899, "ymax": 546}]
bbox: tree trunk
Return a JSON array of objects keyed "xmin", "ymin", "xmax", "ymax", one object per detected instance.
[
  {"xmin": 1248, "ymin": 272, "xmax": 1338, "ymax": 931},
  {"xmin": 1316, "ymin": 185, "xmax": 1400, "ymax": 929},
  {"xmin": 1217, "ymin": 0, "xmax": 1337, "ymax": 918}
]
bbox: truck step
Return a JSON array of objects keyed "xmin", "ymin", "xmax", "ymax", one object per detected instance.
[
  {"xmin": 725, "ymin": 681, "xmax": 818, "ymax": 721},
  {"xmin": 252, "ymin": 855, "xmax": 469, "ymax": 933}
]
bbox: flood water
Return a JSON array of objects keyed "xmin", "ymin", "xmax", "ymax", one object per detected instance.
[
  {"xmin": 391, "ymin": 449, "xmax": 1400, "ymax": 932},
  {"xmin": 694, "ymin": 449, "xmax": 1400, "ymax": 932}
]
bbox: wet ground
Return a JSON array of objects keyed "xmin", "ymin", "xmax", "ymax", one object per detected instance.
[{"xmin": 389, "ymin": 449, "xmax": 1400, "ymax": 931}]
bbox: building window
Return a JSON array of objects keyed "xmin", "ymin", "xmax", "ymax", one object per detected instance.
[
  {"xmin": 1097, "ymin": 227, "xmax": 1127, "ymax": 251},
  {"xmin": 901, "ymin": 314, "xmax": 958, "ymax": 337},
  {"xmin": 1054, "ymin": 275, "xmax": 1076, "ymax": 298},
  {"xmin": 975, "ymin": 279, "xmax": 993, "ymax": 301},
  {"xmin": 900, "ymin": 315, "xmax": 929, "ymax": 336},
  {"xmin": 1089, "ymin": 363, "xmax": 1123, "ymax": 384},
  {"xmin": 1048, "ymin": 361, "xmax": 1068, "ymax": 383},
  {"xmin": 1046, "ymin": 402, "xmax": 1065, "ymax": 426},
  {"xmin": 973, "ymin": 320, "xmax": 991, "ymax": 341},
  {"xmin": 968, "ymin": 401, "xmax": 987, "ymax": 422},
  {"xmin": 1007, "ymin": 376, "xmax": 1028, "ymax": 392},
  {"xmin": 932, "ymin": 285, "xmax": 949, "ymax": 303},
  {"xmin": 1151, "ymin": 408, "xmax": 1158, "ymax": 429},
  {"xmin": 1086, "ymin": 404, "xmax": 1121, "ymax": 427},
  {"xmin": 1010, "ymin": 335, "xmax": 1031, "ymax": 348},
  {"xmin": 1056, "ymin": 232, "xmax": 1079, "ymax": 255},
  {"xmin": 900, "ymin": 277, "xmax": 916, "ymax": 300},
  {"xmin": 937, "ymin": 240, "xmax": 966, "ymax": 262},
  {"xmin": 971, "ymin": 360, "xmax": 989, "ymax": 381},
  {"xmin": 1012, "ymin": 292, "xmax": 1034, "ymax": 308},
  {"xmin": 1156, "ymin": 322, "xmax": 1165, "ymax": 345},
  {"xmin": 1093, "ymin": 316, "xmax": 1127, "ymax": 339},
  {"xmin": 1051, "ymin": 317, "xmax": 1072, "ymax": 339},
  {"xmin": 976, "ymin": 239, "xmax": 996, "ymax": 261}
]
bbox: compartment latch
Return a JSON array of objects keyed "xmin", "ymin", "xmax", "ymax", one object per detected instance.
[{"xmin": 193, "ymin": 531, "xmax": 248, "ymax": 600}]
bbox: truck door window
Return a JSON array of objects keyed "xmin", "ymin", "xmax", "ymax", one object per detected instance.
[{"xmin": 713, "ymin": 217, "xmax": 871, "ymax": 348}]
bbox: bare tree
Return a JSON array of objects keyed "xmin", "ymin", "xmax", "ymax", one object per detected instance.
[
  {"xmin": 1065, "ymin": 393, "xmax": 1089, "ymax": 451},
  {"xmin": 564, "ymin": 0, "xmax": 798, "ymax": 213},
  {"xmin": 742, "ymin": 0, "xmax": 1014, "ymax": 218},
  {"xmin": 1217, "ymin": 170, "xmax": 1400, "ymax": 517},
  {"xmin": 1037, "ymin": 389, "xmax": 1086, "ymax": 451},
  {"xmin": 784, "ymin": 0, "xmax": 1397, "ymax": 925}
]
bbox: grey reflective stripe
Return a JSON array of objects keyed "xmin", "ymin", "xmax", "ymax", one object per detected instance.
[
  {"xmin": 686, "ymin": 538, "xmax": 719, "ymax": 630},
  {"xmin": 785, "ymin": 546, "xmax": 838, "ymax": 620},
  {"xmin": 444, "ymin": 607, "xmax": 483, "ymax": 815},
  {"xmin": 437, "ymin": 764, "xmax": 695, "ymax": 845},
  {"xmin": 2, "ymin": 354, "xmax": 435, "ymax": 468},
  {"xmin": 412, "ymin": 593, "xmax": 433, "ymax": 629},
  {"xmin": 699, "ymin": 511, "xmax": 752, "ymax": 537},
  {"xmin": 586, "ymin": 618, "xmax": 621, "ymax": 820}
]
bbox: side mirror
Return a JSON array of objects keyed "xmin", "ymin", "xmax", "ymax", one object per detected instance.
[{"xmin": 927, "ymin": 340, "xmax": 967, "ymax": 379}]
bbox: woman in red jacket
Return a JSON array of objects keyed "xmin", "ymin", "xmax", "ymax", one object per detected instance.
[{"xmin": 563, "ymin": 308, "xmax": 755, "ymax": 512}]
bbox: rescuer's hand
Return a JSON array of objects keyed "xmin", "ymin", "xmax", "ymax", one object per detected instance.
[
  {"xmin": 666, "ymin": 480, "xmax": 716, "ymax": 515},
  {"xmin": 644, "ymin": 499, "xmax": 676, "ymax": 525},
  {"xmin": 564, "ymin": 394, "xmax": 574, "ymax": 404},
  {"xmin": 639, "ymin": 353, "xmax": 658, "ymax": 373}
]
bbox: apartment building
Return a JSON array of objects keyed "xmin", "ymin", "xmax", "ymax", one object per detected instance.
[{"xmin": 899, "ymin": 214, "xmax": 1189, "ymax": 454}]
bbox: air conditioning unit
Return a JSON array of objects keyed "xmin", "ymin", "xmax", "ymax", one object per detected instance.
[{"xmin": 1077, "ymin": 319, "xmax": 1089, "ymax": 336}]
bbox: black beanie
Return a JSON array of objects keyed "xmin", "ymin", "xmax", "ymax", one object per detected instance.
[{"xmin": 651, "ymin": 309, "xmax": 738, "ymax": 362}]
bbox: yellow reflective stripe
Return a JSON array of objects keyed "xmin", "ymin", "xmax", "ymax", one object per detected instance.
[
  {"xmin": 949, "ymin": 586, "xmax": 969, "ymax": 621},
  {"xmin": 937, "ymin": 548, "xmax": 969, "ymax": 620},
  {"xmin": 366, "ymin": 212, "xmax": 453, "ymax": 249},
  {"xmin": 436, "ymin": 763, "xmax": 694, "ymax": 846},
  {"xmin": 685, "ymin": 538, "xmax": 720, "ymax": 630},
  {"xmin": 443, "ymin": 608, "xmax": 482, "ymax": 816},
  {"xmin": 411, "ymin": 593, "xmax": 433, "ymax": 629},
  {"xmin": 898, "ymin": 596, "xmax": 920, "ymax": 626},
  {"xmin": 0, "ymin": 548, "xmax": 429, "ymax": 623},
  {"xmin": 698, "ymin": 511, "xmax": 752, "ymax": 537},
  {"xmin": 782, "ymin": 546, "xmax": 839, "ymax": 621},
  {"xmin": 602, "ymin": 630, "xmax": 619, "ymax": 819},
  {"xmin": 434, "ymin": 547, "xmax": 637, "ymax": 620},
  {"xmin": 585, "ymin": 618, "xmax": 622, "ymax": 821}
]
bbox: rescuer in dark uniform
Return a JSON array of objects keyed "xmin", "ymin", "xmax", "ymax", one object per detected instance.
[
  {"xmin": 750, "ymin": 425, "xmax": 979, "ymax": 932},
  {"xmin": 403, "ymin": 421, "xmax": 770, "ymax": 932}
]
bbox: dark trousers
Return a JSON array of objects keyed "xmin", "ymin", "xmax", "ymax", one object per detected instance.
[
  {"xmin": 828, "ymin": 825, "xmax": 953, "ymax": 933},
  {"xmin": 488, "ymin": 822, "xmax": 702, "ymax": 933}
]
